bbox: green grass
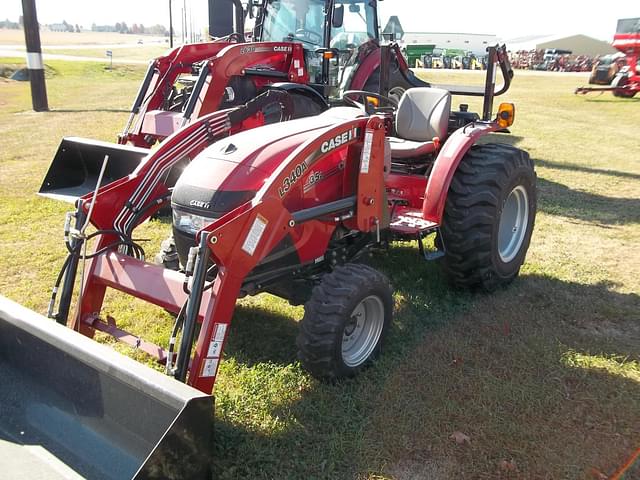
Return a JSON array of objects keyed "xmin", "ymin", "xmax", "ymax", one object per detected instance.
[{"xmin": 0, "ymin": 60, "xmax": 639, "ymax": 479}]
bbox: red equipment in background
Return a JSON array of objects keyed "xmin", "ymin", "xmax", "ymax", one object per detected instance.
[{"xmin": 576, "ymin": 18, "xmax": 640, "ymax": 97}]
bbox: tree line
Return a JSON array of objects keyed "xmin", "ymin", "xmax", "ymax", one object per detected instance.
[
  {"xmin": 91, "ymin": 22, "xmax": 168, "ymax": 35},
  {"xmin": 0, "ymin": 17, "xmax": 167, "ymax": 36}
]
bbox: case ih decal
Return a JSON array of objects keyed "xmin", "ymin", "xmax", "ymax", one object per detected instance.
[{"xmin": 321, "ymin": 127, "xmax": 360, "ymax": 154}]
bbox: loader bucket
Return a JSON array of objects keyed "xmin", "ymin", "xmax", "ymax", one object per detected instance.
[
  {"xmin": 38, "ymin": 137, "xmax": 149, "ymax": 202},
  {"xmin": 0, "ymin": 296, "xmax": 213, "ymax": 480}
]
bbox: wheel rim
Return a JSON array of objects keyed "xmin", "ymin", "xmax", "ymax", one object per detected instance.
[
  {"xmin": 498, "ymin": 185, "xmax": 529, "ymax": 263},
  {"xmin": 341, "ymin": 295, "xmax": 385, "ymax": 367}
]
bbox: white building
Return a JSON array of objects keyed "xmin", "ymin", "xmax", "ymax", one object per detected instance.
[
  {"xmin": 504, "ymin": 34, "xmax": 616, "ymax": 56},
  {"xmin": 402, "ymin": 32, "xmax": 498, "ymax": 56}
]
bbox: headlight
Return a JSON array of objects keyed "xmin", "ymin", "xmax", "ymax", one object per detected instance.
[{"xmin": 172, "ymin": 210, "xmax": 215, "ymax": 235}]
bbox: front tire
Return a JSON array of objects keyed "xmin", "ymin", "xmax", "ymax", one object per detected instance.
[
  {"xmin": 440, "ymin": 143, "xmax": 536, "ymax": 291},
  {"xmin": 297, "ymin": 264, "xmax": 393, "ymax": 380}
]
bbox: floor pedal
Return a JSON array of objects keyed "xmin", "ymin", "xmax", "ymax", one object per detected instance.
[{"xmin": 423, "ymin": 250, "xmax": 445, "ymax": 261}]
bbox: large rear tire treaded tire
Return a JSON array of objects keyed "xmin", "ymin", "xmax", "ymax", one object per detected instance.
[
  {"xmin": 296, "ymin": 264, "xmax": 393, "ymax": 380},
  {"xmin": 612, "ymin": 74, "xmax": 637, "ymax": 98},
  {"xmin": 440, "ymin": 143, "xmax": 537, "ymax": 291}
]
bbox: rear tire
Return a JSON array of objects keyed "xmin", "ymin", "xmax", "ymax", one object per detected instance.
[
  {"xmin": 297, "ymin": 264, "xmax": 392, "ymax": 380},
  {"xmin": 440, "ymin": 143, "xmax": 536, "ymax": 291},
  {"xmin": 612, "ymin": 74, "xmax": 637, "ymax": 98}
]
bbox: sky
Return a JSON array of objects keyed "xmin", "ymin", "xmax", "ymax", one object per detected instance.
[{"xmin": 2, "ymin": 0, "xmax": 638, "ymax": 41}]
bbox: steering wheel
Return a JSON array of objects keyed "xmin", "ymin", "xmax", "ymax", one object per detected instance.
[
  {"xmin": 227, "ymin": 32, "xmax": 245, "ymax": 43},
  {"xmin": 342, "ymin": 90, "xmax": 398, "ymax": 115},
  {"xmin": 213, "ymin": 32, "xmax": 244, "ymax": 43},
  {"xmin": 294, "ymin": 29, "xmax": 322, "ymax": 46}
]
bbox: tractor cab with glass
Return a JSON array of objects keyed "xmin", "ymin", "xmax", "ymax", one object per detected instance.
[{"xmin": 254, "ymin": 0, "xmax": 382, "ymax": 100}]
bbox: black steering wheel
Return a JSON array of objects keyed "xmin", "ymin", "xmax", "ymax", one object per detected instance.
[
  {"xmin": 342, "ymin": 90, "xmax": 398, "ymax": 115},
  {"xmin": 228, "ymin": 32, "xmax": 245, "ymax": 43},
  {"xmin": 294, "ymin": 29, "xmax": 322, "ymax": 46},
  {"xmin": 213, "ymin": 32, "xmax": 245, "ymax": 43}
]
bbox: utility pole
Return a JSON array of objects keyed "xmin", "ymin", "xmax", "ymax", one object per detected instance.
[
  {"xmin": 21, "ymin": 0, "xmax": 48, "ymax": 111},
  {"xmin": 183, "ymin": 0, "xmax": 188, "ymax": 44},
  {"xmin": 169, "ymin": 0, "xmax": 174, "ymax": 48},
  {"xmin": 181, "ymin": 7, "xmax": 185, "ymax": 44}
]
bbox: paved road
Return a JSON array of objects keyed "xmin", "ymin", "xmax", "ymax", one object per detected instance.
[
  {"xmin": 0, "ymin": 41, "xmax": 167, "ymax": 64},
  {"xmin": 0, "ymin": 48, "xmax": 149, "ymax": 65}
]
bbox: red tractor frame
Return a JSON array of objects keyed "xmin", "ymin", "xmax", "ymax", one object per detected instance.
[{"xmin": 46, "ymin": 43, "xmax": 536, "ymax": 393}]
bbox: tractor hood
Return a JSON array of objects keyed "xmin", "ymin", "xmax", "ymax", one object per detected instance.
[{"xmin": 171, "ymin": 107, "xmax": 363, "ymax": 216}]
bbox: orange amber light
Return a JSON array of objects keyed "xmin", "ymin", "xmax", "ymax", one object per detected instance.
[{"xmin": 497, "ymin": 103, "xmax": 515, "ymax": 128}]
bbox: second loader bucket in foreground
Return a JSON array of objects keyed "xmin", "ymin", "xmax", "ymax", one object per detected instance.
[
  {"xmin": 38, "ymin": 137, "xmax": 149, "ymax": 202},
  {"xmin": 0, "ymin": 296, "xmax": 213, "ymax": 480}
]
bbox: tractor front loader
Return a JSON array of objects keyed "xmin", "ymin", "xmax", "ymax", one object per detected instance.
[{"xmin": 1, "ymin": 41, "xmax": 532, "ymax": 478}]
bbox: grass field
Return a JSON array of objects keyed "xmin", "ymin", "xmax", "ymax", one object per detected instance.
[{"xmin": 0, "ymin": 60, "xmax": 638, "ymax": 479}]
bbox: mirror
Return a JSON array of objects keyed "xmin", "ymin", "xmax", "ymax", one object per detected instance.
[
  {"xmin": 349, "ymin": 4, "xmax": 360, "ymax": 13},
  {"xmin": 332, "ymin": 5, "xmax": 344, "ymax": 28}
]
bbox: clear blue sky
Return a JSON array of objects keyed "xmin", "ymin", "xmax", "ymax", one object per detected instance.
[{"xmin": 2, "ymin": 0, "xmax": 638, "ymax": 41}]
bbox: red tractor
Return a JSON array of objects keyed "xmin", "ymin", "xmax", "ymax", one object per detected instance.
[
  {"xmin": 576, "ymin": 17, "xmax": 640, "ymax": 97},
  {"xmin": 115, "ymin": 0, "xmax": 431, "ymax": 148},
  {"xmin": 2, "ymin": 39, "xmax": 532, "ymax": 478}
]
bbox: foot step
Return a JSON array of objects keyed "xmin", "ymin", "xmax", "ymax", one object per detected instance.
[{"xmin": 423, "ymin": 250, "xmax": 445, "ymax": 261}]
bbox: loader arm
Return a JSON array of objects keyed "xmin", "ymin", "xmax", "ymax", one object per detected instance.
[
  {"xmin": 53, "ymin": 112, "xmax": 388, "ymax": 395},
  {"xmin": 192, "ymin": 42, "xmax": 309, "ymax": 119},
  {"xmin": 121, "ymin": 42, "xmax": 233, "ymax": 147},
  {"xmin": 123, "ymin": 42, "xmax": 309, "ymax": 147},
  {"xmin": 182, "ymin": 115, "xmax": 387, "ymax": 392},
  {"xmin": 51, "ymin": 91, "xmax": 294, "ymax": 331}
]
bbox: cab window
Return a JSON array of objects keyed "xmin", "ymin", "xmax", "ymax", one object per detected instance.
[
  {"xmin": 330, "ymin": 1, "xmax": 376, "ymax": 51},
  {"xmin": 262, "ymin": 0, "xmax": 326, "ymax": 49}
]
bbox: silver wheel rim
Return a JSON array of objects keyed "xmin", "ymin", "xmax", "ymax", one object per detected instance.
[
  {"xmin": 498, "ymin": 185, "xmax": 529, "ymax": 263},
  {"xmin": 341, "ymin": 295, "xmax": 385, "ymax": 367}
]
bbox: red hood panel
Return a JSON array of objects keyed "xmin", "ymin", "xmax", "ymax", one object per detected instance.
[{"xmin": 178, "ymin": 107, "xmax": 363, "ymax": 193}]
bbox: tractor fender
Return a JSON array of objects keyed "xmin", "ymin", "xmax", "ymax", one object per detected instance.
[
  {"xmin": 421, "ymin": 123, "xmax": 500, "ymax": 224},
  {"xmin": 267, "ymin": 82, "xmax": 329, "ymax": 110}
]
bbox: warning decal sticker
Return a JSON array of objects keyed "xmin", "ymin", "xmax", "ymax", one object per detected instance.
[
  {"xmin": 202, "ymin": 358, "xmax": 219, "ymax": 378},
  {"xmin": 360, "ymin": 130, "xmax": 373, "ymax": 174},
  {"xmin": 242, "ymin": 214, "xmax": 268, "ymax": 256}
]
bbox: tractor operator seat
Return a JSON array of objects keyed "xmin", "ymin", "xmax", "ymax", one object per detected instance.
[{"xmin": 389, "ymin": 87, "xmax": 451, "ymax": 159}]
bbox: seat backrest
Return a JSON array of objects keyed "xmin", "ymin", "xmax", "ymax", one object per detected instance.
[{"xmin": 395, "ymin": 88, "xmax": 451, "ymax": 142}]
